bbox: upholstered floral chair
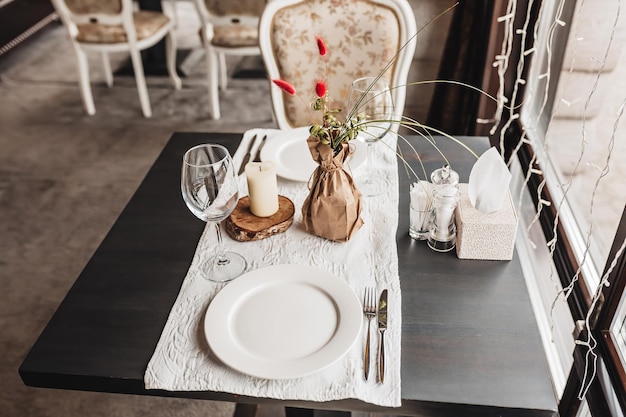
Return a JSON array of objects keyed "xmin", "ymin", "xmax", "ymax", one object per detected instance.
[
  {"xmin": 194, "ymin": 0, "xmax": 268, "ymax": 119},
  {"xmin": 51, "ymin": 0, "xmax": 181, "ymax": 118},
  {"xmin": 259, "ymin": 0, "xmax": 417, "ymax": 129}
]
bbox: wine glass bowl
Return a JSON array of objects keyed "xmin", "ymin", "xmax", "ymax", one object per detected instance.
[
  {"xmin": 181, "ymin": 144, "xmax": 246, "ymax": 282},
  {"xmin": 347, "ymin": 77, "xmax": 394, "ymax": 197}
]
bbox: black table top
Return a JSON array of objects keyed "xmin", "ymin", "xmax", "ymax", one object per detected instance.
[{"xmin": 19, "ymin": 132, "xmax": 558, "ymax": 417}]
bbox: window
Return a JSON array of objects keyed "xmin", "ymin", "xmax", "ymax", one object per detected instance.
[{"xmin": 483, "ymin": 0, "xmax": 626, "ymax": 414}]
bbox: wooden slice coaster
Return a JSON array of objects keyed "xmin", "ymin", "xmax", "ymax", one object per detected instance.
[{"xmin": 224, "ymin": 195, "xmax": 295, "ymax": 241}]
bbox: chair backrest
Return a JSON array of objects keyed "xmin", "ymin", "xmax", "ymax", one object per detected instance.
[
  {"xmin": 196, "ymin": 0, "xmax": 267, "ymax": 28},
  {"xmin": 63, "ymin": 0, "xmax": 123, "ymax": 15},
  {"xmin": 259, "ymin": 0, "xmax": 417, "ymax": 129},
  {"xmin": 51, "ymin": 0, "xmax": 137, "ymax": 42}
]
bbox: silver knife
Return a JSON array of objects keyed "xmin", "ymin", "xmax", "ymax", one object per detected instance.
[
  {"xmin": 252, "ymin": 135, "xmax": 267, "ymax": 162},
  {"xmin": 237, "ymin": 134, "xmax": 257, "ymax": 175},
  {"xmin": 377, "ymin": 289, "xmax": 388, "ymax": 383}
]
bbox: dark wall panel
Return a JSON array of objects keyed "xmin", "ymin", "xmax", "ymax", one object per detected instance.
[{"xmin": 0, "ymin": 0, "xmax": 56, "ymax": 56}]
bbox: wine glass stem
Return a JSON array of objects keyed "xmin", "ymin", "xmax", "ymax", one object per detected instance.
[
  {"xmin": 214, "ymin": 222, "xmax": 230, "ymax": 266},
  {"xmin": 366, "ymin": 142, "xmax": 374, "ymax": 184}
]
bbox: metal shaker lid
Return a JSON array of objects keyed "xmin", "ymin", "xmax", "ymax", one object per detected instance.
[{"xmin": 430, "ymin": 165, "xmax": 459, "ymax": 186}]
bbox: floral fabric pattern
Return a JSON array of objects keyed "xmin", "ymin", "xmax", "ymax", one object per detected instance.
[{"xmin": 270, "ymin": 0, "xmax": 400, "ymax": 128}]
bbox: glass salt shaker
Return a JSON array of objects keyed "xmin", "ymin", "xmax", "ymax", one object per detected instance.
[{"xmin": 428, "ymin": 165, "xmax": 459, "ymax": 252}]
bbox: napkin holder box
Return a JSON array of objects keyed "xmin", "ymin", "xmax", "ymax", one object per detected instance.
[{"xmin": 455, "ymin": 183, "xmax": 518, "ymax": 261}]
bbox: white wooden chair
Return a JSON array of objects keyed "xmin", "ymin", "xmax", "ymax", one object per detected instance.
[
  {"xmin": 259, "ymin": 0, "xmax": 417, "ymax": 130},
  {"xmin": 193, "ymin": 0, "xmax": 267, "ymax": 120},
  {"xmin": 51, "ymin": 0, "xmax": 182, "ymax": 118}
]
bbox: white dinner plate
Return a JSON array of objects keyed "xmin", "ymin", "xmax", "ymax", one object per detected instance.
[
  {"xmin": 204, "ymin": 264, "xmax": 362, "ymax": 379},
  {"xmin": 260, "ymin": 127, "xmax": 367, "ymax": 182}
]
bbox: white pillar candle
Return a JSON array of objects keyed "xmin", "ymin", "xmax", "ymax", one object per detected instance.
[{"xmin": 245, "ymin": 161, "xmax": 279, "ymax": 217}]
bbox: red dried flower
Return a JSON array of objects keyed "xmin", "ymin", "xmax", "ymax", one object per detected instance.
[
  {"xmin": 272, "ymin": 79, "xmax": 296, "ymax": 96},
  {"xmin": 315, "ymin": 81, "xmax": 327, "ymax": 98},
  {"xmin": 316, "ymin": 36, "xmax": 327, "ymax": 57}
]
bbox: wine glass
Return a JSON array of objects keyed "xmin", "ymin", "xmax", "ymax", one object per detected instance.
[
  {"xmin": 181, "ymin": 144, "xmax": 246, "ymax": 282},
  {"xmin": 346, "ymin": 76, "xmax": 395, "ymax": 197}
]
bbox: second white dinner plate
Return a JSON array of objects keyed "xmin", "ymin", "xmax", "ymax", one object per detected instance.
[
  {"xmin": 204, "ymin": 264, "xmax": 362, "ymax": 379},
  {"xmin": 260, "ymin": 127, "xmax": 367, "ymax": 182}
]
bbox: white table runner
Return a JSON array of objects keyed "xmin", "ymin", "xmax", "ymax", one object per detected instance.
[{"xmin": 144, "ymin": 128, "xmax": 402, "ymax": 407}]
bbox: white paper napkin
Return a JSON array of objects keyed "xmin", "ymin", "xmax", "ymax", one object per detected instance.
[
  {"xmin": 144, "ymin": 128, "xmax": 402, "ymax": 407},
  {"xmin": 410, "ymin": 180, "xmax": 433, "ymax": 210},
  {"xmin": 468, "ymin": 146, "xmax": 512, "ymax": 213}
]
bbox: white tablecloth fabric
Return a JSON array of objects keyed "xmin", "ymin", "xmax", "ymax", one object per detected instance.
[{"xmin": 144, "ymin": 128, "xmax": 402, "ymax": 407}]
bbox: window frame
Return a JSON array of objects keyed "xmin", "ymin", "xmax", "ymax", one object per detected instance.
[{"xmin": 595, "ymin": 209, "xmax": 626, "ymax": 412}]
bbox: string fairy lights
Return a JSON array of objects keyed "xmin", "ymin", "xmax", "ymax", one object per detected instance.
[{"xmin": 489, "ymin": 0, "xmax": 626, "ymax": 402}]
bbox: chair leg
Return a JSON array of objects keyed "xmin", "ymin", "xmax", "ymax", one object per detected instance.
[
  {"xmin": 165, "ymin": 32, "xmax": 182, "ymax": 90},
  {"xmin": 101, "ymin": 52, "xmax": 113, "ymax": 87},
  {"xmin": 73, "ymin": 44, "xmax": 95, "ymax": 115},
  {"xmin": 168, "ymin": 0, "xmax": 179, "ymax": 28},
  {"xmin": 205, "ymin": 47, "xmax": 221, "ymax": 120},
  {"xmin": 129, "ymin": 48, "xmax": 152, "ymax": 118},
  {"xmin": 218, "ymin": 52, "xmax": 227, "ymax": 91}
]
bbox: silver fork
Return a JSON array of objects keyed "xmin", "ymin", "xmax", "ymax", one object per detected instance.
[{"xmin": 363, "ymin": 287, "xmax": 376, "ymax": 380}]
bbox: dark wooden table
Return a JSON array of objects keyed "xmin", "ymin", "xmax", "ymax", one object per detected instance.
[{"xmin": 19, "ymin": 132, "xmax": 558, "ymax": 417}]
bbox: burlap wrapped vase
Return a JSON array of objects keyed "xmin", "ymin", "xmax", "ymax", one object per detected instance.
[{"xmin": 301, "ymin": 135, "xmax": 364, "ymax": 241}]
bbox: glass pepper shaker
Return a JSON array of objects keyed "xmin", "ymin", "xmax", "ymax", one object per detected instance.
[{"xmin": 428, "ymin": 165, "xmax": 459, "ymax": 252}]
